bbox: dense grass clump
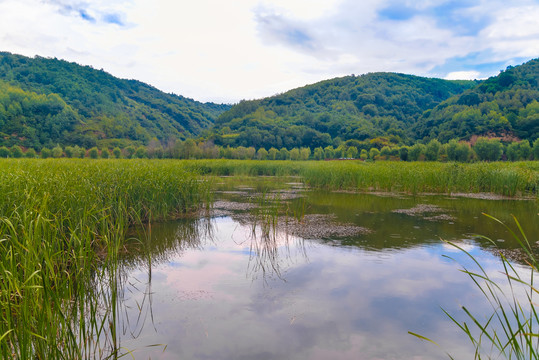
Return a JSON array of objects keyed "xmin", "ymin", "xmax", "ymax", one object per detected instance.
[
  {"xmin": 0, "ymin": 159, "xmax": 209, "ymax": 359},
  {"xmin": 183, "ymin": 160, "xmax": 539, "ymax": 197}
]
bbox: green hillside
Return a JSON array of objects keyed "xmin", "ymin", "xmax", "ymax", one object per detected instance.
[
  {"xmin": 414, "ymin": 58, "xmax": 539, "ymax": 142},
  {"xmin": 210, "ymin": 73, "xmax": 476, "ymax": 149},
  {"xmin": 0, "ymin": 52, "xmax": 230, "ymax": 149},
  {"xmin": 1, "ymin": 51, "xmax": 537, "ymax": 152}
]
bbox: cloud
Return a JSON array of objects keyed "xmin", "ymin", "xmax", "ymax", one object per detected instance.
[
  {"xmin": 255, "ymin": 10, "xmax": 316, "ymax": 51},
  {"xmin": 252, "ymin": 0, "xmax": 539, "ymax": 89},
  {"xmin": 42, "ymin": 0, "xmax": 128, "ymax": 26},
  {"xmin": 0, "ymin": 0, "xmax": 537, "ymax": 103},
  {"xmin": 444, "ymin": 71, "xmax": 481, "ymax": 80},
  {"xmin": 102, "ymin": 13, "xmax": 124, "ymax": 26}
]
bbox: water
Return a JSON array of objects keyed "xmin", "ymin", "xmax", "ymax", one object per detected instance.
[{"xmin": 114, "ymin": 178, "xmax": 539, "ymax": 359}]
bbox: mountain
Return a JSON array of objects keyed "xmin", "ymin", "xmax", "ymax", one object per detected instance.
[
  {"xmin": 0, "ymin": 52, "xmax": 230, "ymax": 149},
  {"xmin": 210, "ymin": 73, "xmax": 476, "ymax": 149},
  {"xmin": 1, "ymin": 51, "xmax": 537, "ymax": 152},
  {"xmin": 414, "ymin": 58, "xmax": 539, "ymax": 142}
]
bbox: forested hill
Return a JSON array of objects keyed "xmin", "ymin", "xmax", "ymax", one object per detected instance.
[
  {"xmin": 210, "ymin": 73, "xmax": 476, "ymax": 149},
  {"xmin": 0, "ymin": 52, "xmax": 230, "ymax": 149},
  {"xmin": 414, "ymin": 58, "xmax": 539, "ymax": 143},
  {"xmin": 2, "ymin": 51, "xmax": 537, "ymax": 152}
]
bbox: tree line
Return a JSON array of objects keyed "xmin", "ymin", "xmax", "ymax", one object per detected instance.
[{"xmin": 2, "ymin": 137, "xmax": 538, "ymax": 162}]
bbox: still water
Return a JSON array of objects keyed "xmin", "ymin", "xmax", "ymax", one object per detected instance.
[{"xmin": 115, "ymin": 178, "xmax": 539, "ymax": 359}]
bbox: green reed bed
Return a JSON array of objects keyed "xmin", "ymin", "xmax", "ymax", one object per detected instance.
[
  {"xmin": 183, "ymin": 159, "xmax": 305, "ymax": 177},
  {"xmin": 301, "ymin": 161, "xmax": 539, "ymax": 196},
  {"xmin": 185, "ymin": 160, "xmax": 539, "ymax": 197},
  {"xmin": 0, "ymin": 159, "xmax": 209, "ymax": 359}
]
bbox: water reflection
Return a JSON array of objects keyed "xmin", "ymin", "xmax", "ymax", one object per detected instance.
[
  {"xmin": 111, "ymin": 184, "xmax": 539, "ymax": 359},
  {"xmin": 116, "ymin": 219, "xmax": 482, "ymax": 359},
  {"xmin": 244, "ymin": 219, "xmax": 308, "ymax": 282},
  {"xmin": 124, "ymin": 217, "xmax": 215, "ymax": 267}
]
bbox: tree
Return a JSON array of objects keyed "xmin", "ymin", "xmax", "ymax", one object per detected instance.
[
  {"xmin": 360, "ymin": 149, "xmax": 368, "ymax": 160},
  {"xmin": 290, "ymin": 148, "xmax": 300, "ymax": 161},
  {"xmin": 220, "ymin": 146, "xmax": 233, "ymax": 159},
  {"xmin": 25, "ymin": 148, "xmax": 37, "ymax": 158},
  {"xmin": 41, "ymin": 147, "xmax": 51, "ymax": 159},
  {"xmin": 506, "ymin": 142, "xmax": 520, "ymax": 161},
  {"xmin": 101, "ymin": 148, "xmax": 110, "ymax": 159},
  {"xmin": 113, "ymin": 147, "xmax": 122, "ymax": 159},
  {"xmin": 10, "ymin": 145, "xmax": 23, "ymax": 158},
  {"xmin": 64, "ymin": 146, "xmax": 75, "ymax": 158},
  {"xmin": 313, "ymin": 147, "xmax": 324, "ymax": 160},
  {"xmin": 74, "ymin": 146, "xmax": 86, "ymax": 158},
  {"xmin": 455, "ymin": 143, "xmax": 471, "ymax": 162},
  {"xmin": 246, "ymin": 147, "xmax": 256, "ymax": 159},
  {"xmin": 369, "ymin": 148, "xmax": 380, "ymax": 160},
  {"xmin": 408, "ymin": 143, "xmax": 425, "ymax": 161},
  {"xmin": 334, "ymin": 145, "xmax": 346, "ymax": 159},
  {"xmin": 147, "ymin": 138, "xmax": 161, "ymax": 159},
  {"xmin": 180, "ymin": 139, "xmax": 198, "ymax": 159},
  {"xmin": 324, "ymin": 146, "xmax": 334, "ymax": 159},
  {"xmin": 425, "ymin": 139, "xmax": 441, "ymax": 161},
  {"xmin": 0, "ymin": 146, "xmax": 10, "ymax": 158},
  {"xmin": 279, "ymin": 147, "xmax": 290, "ymax": 160},
  {"xmin": 135, "ymin": 146, "xmax": 146, "ymax": 159},
  {"xmin": 398, "ymin": 146, "xmax": 409, "ymax": 161},
  {"xmin": 88, "ymin": 147, "xmax": 99, "ymax": 159},
  {"xmin": 256, "ymin": 148, "xmax": 268, "ymax": 160},
  {"xmin": 533, "ymin": 138, "xmax": 539, "ymax": 160},
  {"xmin": 380, "ymin": 146, "xmax": 392, "ymax": 160},
  {"xmin": 473, "ymin": 138, "xmax": 503, "ymax": 161},
  {"xmin": 124, "ymin": 145, "xmax": 136, "ymax": 159},
  {"xmin": 346, "ymin": 146, "xmax": 358, "ymax": 159},
  {"xmin": 268, "ymin": 147, "xmax": 278, "ymax": 160},
  {"xmin": 300, "ymin": 147, "xmax": 311, "ymax": 160},
  {"xmin": 519, "ymin": 140, "xmax": 531, "ymax": 160},
  {"xmin": 52, "ymin": 145, "xmax": 63, "ymax": 158},
  {"xmin": 167, "ymin": 139, "xmax": 182, "ymax": 159},
  {"xmin": 446, "ymin": 139, "xmax": 460, "ymax": 161}
]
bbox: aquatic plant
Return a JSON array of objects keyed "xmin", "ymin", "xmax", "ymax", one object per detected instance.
[
  {"xmin": 0, "ymin": 159, "xmax": 210, "ymax": 359},
  {"xmin": 183, "ymin": 160, "xmax": 539, "ymax": 197},
  {"xmin": 411, "ymin": 215, "xmax": 539, "ymax": 359},
  {"xmin": 444, "ymin": 215, "xmax": 539, "ymax": 359}
]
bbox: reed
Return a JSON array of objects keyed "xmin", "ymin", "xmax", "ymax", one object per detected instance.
[
  {"xmin": 0, "ymin": 159, "xmax": 210, "ymax": 359},
  {"xmin": 182, "ymin": 160, "xmax": 539, "ymax": 197},
  {"xmin": 411, "ymin": 215, "xmax": 539, "ymax": 359}
]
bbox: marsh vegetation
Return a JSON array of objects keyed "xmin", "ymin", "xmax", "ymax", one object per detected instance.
[
  {"xmin": 0, "ymin": 158, "xmax": 537, "ymax": 359},
  {"xmin": 0, "ymin": 159, "xmax": 210, "ymax": 358}
]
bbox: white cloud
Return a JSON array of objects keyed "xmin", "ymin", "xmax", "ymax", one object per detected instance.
[
  {"xmin": 481, "ymin": 5, "xmax": 539, "ymax": 58},
  {"xmin": 0, "ymin": 0, "xmax": 537, "ymax": 103},
  {"xmin": 445, "ymin": 71, "xmax": 481, "ymax": 80}
]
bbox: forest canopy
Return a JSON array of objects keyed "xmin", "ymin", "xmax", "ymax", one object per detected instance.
[
  {"xmin": 0, "ymin": 52, "xmax": 538, "ymax": 151},
  {"xmin": 0, "ymin": 52, "xmax": 230, "ymax": 149}
]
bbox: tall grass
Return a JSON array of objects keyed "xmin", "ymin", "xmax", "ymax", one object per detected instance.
[
  {"xmin": 0, "ymin": 159, "xmax": 209, "ymax": 359},
  {"xmin": 183, "ymin": 160, "xmax": 539, "ymax": 197}
]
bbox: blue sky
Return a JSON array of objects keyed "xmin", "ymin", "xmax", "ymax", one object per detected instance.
[{"xmin": 0, "ymin": 0, "xmax": 538, "ymax": 103}]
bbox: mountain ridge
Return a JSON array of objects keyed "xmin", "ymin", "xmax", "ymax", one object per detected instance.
[
  {"xmin": 0, "ymin": 51, "xmax": 538, "ymax": 151},
  {"xmin": 210, "ymin": 71, "xmax": 477, "ymax": 149}
]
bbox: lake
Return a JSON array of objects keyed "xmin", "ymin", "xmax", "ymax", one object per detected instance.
[{"xmin": 113, "ymin": 177, "xmax": 539, "ymax": 359}]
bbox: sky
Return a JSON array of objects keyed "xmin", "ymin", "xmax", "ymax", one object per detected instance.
[{"xmin": 0, "ymin": 0, "xmax": 538, "ymax": 104}]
